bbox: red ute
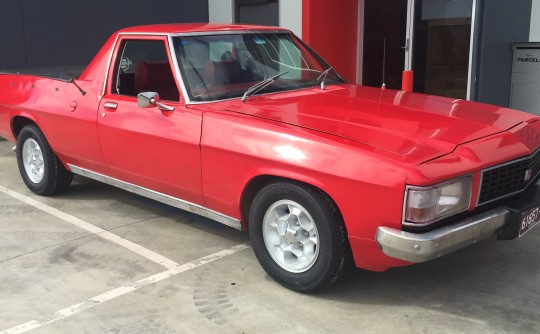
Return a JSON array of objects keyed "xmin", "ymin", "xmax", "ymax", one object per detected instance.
[{"xmin": 1, "ymin": 24, "xmax": 540, "ymax": 292}]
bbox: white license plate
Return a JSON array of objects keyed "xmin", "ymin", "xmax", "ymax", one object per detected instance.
[{"xmin": 519, "ymin": 204, "xmax": 540, "ymax": 237}]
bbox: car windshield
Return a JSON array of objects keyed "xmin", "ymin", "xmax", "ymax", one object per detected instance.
[{"xmin": 173, "ymin": 32, "xmax": 344, "ymax": 102}]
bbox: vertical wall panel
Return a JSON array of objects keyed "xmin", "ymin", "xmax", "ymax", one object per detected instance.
[
  {"xmin": 208, "ymin": 0, "xmax": 234, "ymax": 24},
  {"xmin": 0, "ymin": 0, "xmax": 27, "ymax": 69},
  {"xmin": 1, "ymin": 0, "xmax": 208, "ymax": 70},
  {"xmin": 302, "ymin": 0, "xmax": 358, "ymax": 82},
  {"xmin": 530, "ymin": 0, "xmax": 540, "ymax": 41},
  {"xmin": 475, "ymin": 0, "xmax": 532, "ymax": 107},
  {"xmin": 236, "ymin": 1, "xmax": 279, "ymax": 26},
  {"xmin": 280, "ymin": 0, "xmax": 302, "ymax": 37}
]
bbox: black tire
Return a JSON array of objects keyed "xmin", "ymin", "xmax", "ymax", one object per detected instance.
[
  {"xmin": 16, "ymin": 124, "xmax": 73, "ymax": 195},
  {"xmin": 248, "ymin": 182, "xmax": 351, "ymax": 292}
]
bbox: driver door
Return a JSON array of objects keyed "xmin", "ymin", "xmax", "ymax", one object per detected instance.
[{"xmin": 97, "ymin": 35, "xmax": 204, "ymax": 205}]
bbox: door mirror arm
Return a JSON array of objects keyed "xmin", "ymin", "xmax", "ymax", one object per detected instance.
[{"xmin": 137, "ymin": 92, "xmax": 175, "ymax": 112}]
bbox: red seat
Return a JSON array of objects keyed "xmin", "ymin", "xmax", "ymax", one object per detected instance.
[{"xmin": 135, "ymin": 61, "xmax": 179, "ymax": 101}]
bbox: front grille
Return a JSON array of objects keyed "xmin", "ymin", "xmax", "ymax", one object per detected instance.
[{"xmin": 478, "ymin": 148, "xmax": 540, "ymax": 205}]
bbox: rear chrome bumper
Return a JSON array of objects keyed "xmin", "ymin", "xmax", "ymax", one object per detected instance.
[{"xmin": 376, "ymin": 208, "xmax": 509, "ymax": 263}]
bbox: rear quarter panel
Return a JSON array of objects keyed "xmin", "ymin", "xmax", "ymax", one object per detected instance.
[{"xmin": 0, "ymin": 74, "xmax": 105, "ymax": 172}]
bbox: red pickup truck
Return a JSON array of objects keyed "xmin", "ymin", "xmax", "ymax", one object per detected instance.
[{"xmin": 1, "ymin": 23, "xmax": 540, "ymax": 292}]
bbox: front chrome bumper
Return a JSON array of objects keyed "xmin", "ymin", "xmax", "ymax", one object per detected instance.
[{"xmin": 376, "ymin": 208, "xmax": 509, "ymax": 263}]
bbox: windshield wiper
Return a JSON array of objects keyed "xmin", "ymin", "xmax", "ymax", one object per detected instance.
[
  {"xmin": 316, "ymin": 66, "xmax": 335, "ymax": 90},
  {"xmin": 241, "ymin": 71, "xmax": 289, "ymax": 102}
]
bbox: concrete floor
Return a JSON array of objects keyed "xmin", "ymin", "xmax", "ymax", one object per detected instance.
[{"xmin": 0, "ymin": 139, "xmax": 539, "ymax": 334}]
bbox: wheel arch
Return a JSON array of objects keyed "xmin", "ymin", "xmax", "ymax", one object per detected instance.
[
  {"xmin": 244, "ymin": 174, "xmax": 355, "ymax": 291},
  {"xmin": 240, "ymin": 174, "xmax": 347, "ymax": 234},
  {"xmin": 12, "ymin": 115, "xmax": 38, "ymax": 139},
  {"xmin": 15, "ymin": 122, "xmax": 74, "ymax": 195}
]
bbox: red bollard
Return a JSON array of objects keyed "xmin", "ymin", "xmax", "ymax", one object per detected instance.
[{"xmin": 402, "ymin": 70, "xmax": 414, "ymax": 92}]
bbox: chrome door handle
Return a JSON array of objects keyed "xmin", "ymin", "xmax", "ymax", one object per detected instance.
[{"xmin": 103, "ymin": 102, "xmax": 118, "ymax": 110}]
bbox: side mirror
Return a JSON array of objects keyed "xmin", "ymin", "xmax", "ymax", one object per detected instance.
[
  {"xmin": 137, "ymin": 92, "xmax": 157, "ymax": 108},
  {"xmin": 137, "ymin": 92, "xmax": 175, "ymax": 112}
]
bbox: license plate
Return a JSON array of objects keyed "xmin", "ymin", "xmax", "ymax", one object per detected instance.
[{"xmin": 519, "ymin": 204, "xmax": 540, "ymax": 237}]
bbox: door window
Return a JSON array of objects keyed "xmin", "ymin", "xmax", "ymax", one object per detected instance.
[{"xmin": 112, "ymin": 40, "xmax": 180, "ymax": 101}]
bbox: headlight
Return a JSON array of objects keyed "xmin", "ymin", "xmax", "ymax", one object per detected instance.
[{"xmin": 404, "ymin": 175, "xmax": 473, "ymax": 226}]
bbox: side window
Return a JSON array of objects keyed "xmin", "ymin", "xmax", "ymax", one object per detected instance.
[{"xmin": 112, "ymin": 40, "xmax": 180, "ymax": 102}]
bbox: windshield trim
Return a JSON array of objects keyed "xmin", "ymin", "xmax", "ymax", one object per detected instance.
[
  {"xmin": 184, "ymin": 84, "xmax": 347, "ymax": 105},
  {"xmin": 169, "ymin": 30, "xmax": 288, "ymax": 38},
  {"xmin": 167, "ymin": 35, "xmax": 191, "ymax": 103}
]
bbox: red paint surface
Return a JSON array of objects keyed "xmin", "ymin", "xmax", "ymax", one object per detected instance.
[
  {"xmin": 302, "ymin": 0, "xmax": 359, "ymax": 82},
  {"xmin": 1, "ymin": 24, "xmax": 540, "ymax": 272}
]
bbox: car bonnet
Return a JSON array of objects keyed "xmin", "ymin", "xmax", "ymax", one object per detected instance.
[{"xmin": 195, "ymin": 84, "xmax": 536, "ymax": 165}]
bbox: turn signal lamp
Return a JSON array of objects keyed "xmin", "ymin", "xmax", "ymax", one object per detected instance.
[{"xmin": 404, "ymin": 175, "xmax": 473, "ymax": 226}]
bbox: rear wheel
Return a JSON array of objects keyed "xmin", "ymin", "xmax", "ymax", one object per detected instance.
[
  {"xmin": 249, "ymin": 182, "xmax": 351, "ymax": 292},
  {"xmin": 16, "ymin": 124, "xmax": 73, "ymax": 195}
]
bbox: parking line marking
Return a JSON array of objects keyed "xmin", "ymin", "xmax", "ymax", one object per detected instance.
[
  {"xmin": 0, "ymin": 185, "xmax": 179, "ymax": 269},
  {"xmin": 0, "ymin": 243, "xmax": 250, "ymax": 334}
]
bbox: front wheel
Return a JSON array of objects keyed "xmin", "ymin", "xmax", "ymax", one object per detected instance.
[
  {"xmin": 249, "ymin": 182, "xmax": 351, "ymax": 292},
  {"xmin": 16, "ymin": 124, "xmax": 73, "ymax": 195}
]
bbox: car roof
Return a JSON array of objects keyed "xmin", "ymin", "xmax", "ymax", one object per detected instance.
[{"xmin": 117, "ymin": 23, "xmax": 288, "ymax": 35}]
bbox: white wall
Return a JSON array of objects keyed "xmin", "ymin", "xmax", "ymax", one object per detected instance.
[
  {"xmin": 208, "ymin": 0, "xmax": 303, "ymax": 37},
  {"xmin": 279, "ymin": 0, "xmax": 302, "ymax": 37},
  {"xmin": 208, "ymin": 0, "xmax": 234, "ymax": 24},
  {"xmin": 531, "ymin": 0, "xmax": 540, "ymax": 41}
]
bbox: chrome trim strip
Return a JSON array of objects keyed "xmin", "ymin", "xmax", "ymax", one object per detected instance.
[
  {"xmin": 476, "ymin": 168, "xmax": 485, "ymax": 207},
  {"xmin": 476, "ymin": 147, "xmax": 540, "ymax": 207},
  {"xmin": 401, "ymin": 184, "xmax": 410, "ymax": 227},
  {"xmin": 119, "ymin": 32, "xmax": 169, "ymax": 36},
  {"xmin": 169, "ymin": 30, "xmax": 288, "ymax": 37},
  {"xmin": 117, "ymin": 31, "xmax": 286, "ymax": 39},
  {"xmin": 102, "ymin": 33, "xmax": 170, "ymax": 98},
  {"xmin": 101, "ymin": 34, "xmax": 120, "ymax": 98},
  {"xmin": 68, "ymin": 164, "xmax": 242, "ymax": 230},
  {"xmin": 378, "ymin": 207, "xmax": 509, "ymax": 263},
  {"xmin": 167, "ymin": 35, "xmax": 192, "ymax": 104},
  {"xmin": 185, "ymin": 85, "xmax": 338, "ymax": 106}
]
